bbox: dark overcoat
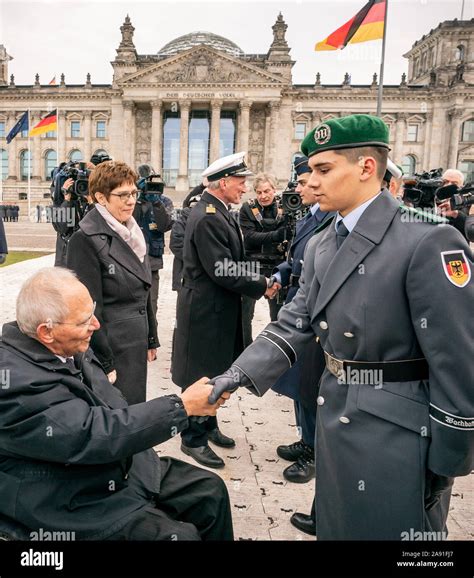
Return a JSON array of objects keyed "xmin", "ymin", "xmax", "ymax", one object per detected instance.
[
  {"xmin": 172, "ymin": 191, "xmax": 267, "ymax": 389},
  {"xmin": 233, "ymin": 191, "xmax": 474, "ymax": 539},
  {"xmin": 0, "ymin": 322, "xmax": 188, "ymax": 539},
  {"xmin": 0, "ymin": 216, "xmax": 7, "ymax": 256},
  {"xmin": 67, "ymin": 208, "xmax": 158, "ymax": 405}
]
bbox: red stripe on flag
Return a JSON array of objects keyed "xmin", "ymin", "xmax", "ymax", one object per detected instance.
[
  {"xmin": 325, "ymin": 16, "xmax": 357, "ymax": 49},
  {"xmin": 361, "ymin": 1, "xmax": 386, "ymax": 25}
]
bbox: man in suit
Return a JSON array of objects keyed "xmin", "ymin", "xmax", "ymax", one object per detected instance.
[
  {"xmin": 269, "ymin": 155, "xmax": 333, "ymax": 535},
  {"xmin": 208, "ymin": 115, "xmax": 474, "ymax": 540},
  {"xmin": 172, "ymin": 152, "xmax": 279, "ymax": 469}
]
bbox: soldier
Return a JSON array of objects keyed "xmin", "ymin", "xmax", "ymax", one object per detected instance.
[
  {"xmin": 209, "ymin": 114, "xmax": 474, "ymax": 540},
  {"xmin": 172, "ymin": 152, "xmax": 279, "ymax": 469},
  {"xmin": 239, "ymin": 172, "xmax": 286, "ymax": 346}
]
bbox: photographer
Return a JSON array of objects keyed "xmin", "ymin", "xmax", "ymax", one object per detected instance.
[
  {"xmin": 52, "ymin": 161, "xmax": 95, "ymax": 267},
  {"xmin": 436, "ymin": 169, "xmax": 469, "ymax": 240},
  {"xmin": 133, "ymin": 164, "xmax": 174, "ymax": 319},
  {"xmin": 239, "ymin": 173, "xmax": 286, "ymax": 346}
]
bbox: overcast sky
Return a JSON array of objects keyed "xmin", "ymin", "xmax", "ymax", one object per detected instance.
[{"xmin": 1, "ymin": 0, "xmax": 471, "ymax": 86}]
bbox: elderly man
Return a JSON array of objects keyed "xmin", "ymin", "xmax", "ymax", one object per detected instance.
[
  {"xmin": 209, "ymin": 115, "xmax": 474, "ymax": 540},
  {"xmin": 0, "ymin": 268, "xmax": 233, "ymax": 541},
  {"xmin": 172, "ymin": 152, "xmax": 279, "ymax": 468},
  {"xmin": 437, "ymin": 169, "xmax": 469, "ymax": 240}
]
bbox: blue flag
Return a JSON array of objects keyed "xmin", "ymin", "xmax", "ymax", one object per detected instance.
[{"xmin": 6, "ymin": 111, "xmax": 29, "ymax": 144}]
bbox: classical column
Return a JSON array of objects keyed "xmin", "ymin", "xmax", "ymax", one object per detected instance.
[
  {"xmin": 237, "ymin": 100, "xmax": 252, "ymax": 154},
  {"xmin": 176, "ymin": 100, "xmax": 191, "ymax": 192},
  {"xmin": 83, "ymin": 111, "xmax": 92, "ymax": 162},
  {"xmin": 31, "ymin": 112, "xmax": 41, "ymax": 180},
  {"xmin": 448, "ymin": 109, "xmax": 463, "ymax": 169},
  {"xmin": 7, "ymin": 111, "xmax": 18, "ymax": 179},
  {"xmin": 58, "ymin": 110, "xmax": 67, "ymax": 163},
  {"xmin": 209, "ymin": 100, "xmax": 222, "ymax": 162},
  {"xmin": 150, "ymin": 99, "xmax": 163, "ymax": 173},
  {"xmin": 122, "ymin": 100, "xmax": 135, "ymax": 166},
  {"xmin": 267, "ymin": 101, "xmax": 280, "ymax": 174},
  {"xmin": 422, "ymin": 113, "xmax": 433, "ymax": 171},
  {"xmin": 393, "ymin": 113, "xmax": 407, "ymax": 164}
]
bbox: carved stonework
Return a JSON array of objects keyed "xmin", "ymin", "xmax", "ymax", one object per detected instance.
[
  {"xmin": 135, "ymin": 108, "xmax": 152, "ymax": 166},
  {"xmin": 248, "ymin": 108, "xmax": 266, "ymax": 174},
  {"xmin": 155, "ymin": 51, "xmax": 244, "ymax": 83}
]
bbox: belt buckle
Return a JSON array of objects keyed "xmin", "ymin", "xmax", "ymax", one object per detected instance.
[{"xmin": 325, "ymin": 352, "xmax": 346, "ymax": 383}]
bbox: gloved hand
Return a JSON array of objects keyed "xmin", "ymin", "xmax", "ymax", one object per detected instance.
[
  {"xmin": 424, "ymin": 470, "xmax": 454, "ymax": 511},
  {"xmin": 271, "ymin": 226, "xmax": 286, "ymax": 243},
  {"xmin": 208, "ymin": 365, "xmax": 251, "ymax": 404}
]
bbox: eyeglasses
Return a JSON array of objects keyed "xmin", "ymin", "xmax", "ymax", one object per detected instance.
[
  {"xmin": 109, "ymin": 190, "xmax": 139, "ymax": 202},
  {"xmin": 47, "ymin": 302, "xmax": 97, "ymax": 329}
]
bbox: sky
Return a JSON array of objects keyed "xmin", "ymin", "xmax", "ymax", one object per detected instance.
[{"xmin": 0, "ymin": 0, "xmax": 472, "ymax": 86}]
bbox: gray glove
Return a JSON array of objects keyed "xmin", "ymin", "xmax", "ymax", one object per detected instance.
[{"xmin": 208, "ymin": 365, "xmax": 251, "ymax": 404}]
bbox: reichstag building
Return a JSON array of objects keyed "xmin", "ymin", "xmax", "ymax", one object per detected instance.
[{"xmin": 0, "ymin": 14, "xmax": 473, "ymax": 203}]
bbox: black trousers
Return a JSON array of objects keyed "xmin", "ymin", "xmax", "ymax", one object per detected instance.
[
  {"xmin": 105, "ymin": 457, "xmax": 234, "ymax": 541},
  {"xmin": 242, "ymin": 293, "xmax": 282, "ymax": 348}
]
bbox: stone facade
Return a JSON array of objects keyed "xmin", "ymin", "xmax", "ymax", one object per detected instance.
[{"xmin": 0, "ymin": 15, "xmax": 473, "ymax": 203}]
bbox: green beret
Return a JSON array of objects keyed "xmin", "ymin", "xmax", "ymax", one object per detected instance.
[{"xmin": 301, "ymin": 114, "xmax": 390, "ymax": 158}]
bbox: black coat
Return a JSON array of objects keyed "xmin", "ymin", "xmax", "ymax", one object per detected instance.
[
  {"xmin": 171, "ymin": 191, "xmax": 267, "ymax": 388},
  {"xmin": 169, "ymin": 207, "xmax": 192, "ymax": 291},
  {"xmin": 0, "ymin": 322, "xmax": 188, "ymax": 539},
  {"xmin": 0, "ymin": 216, "xmax": 7, "ymax": 255},
  {"xmin": 66, "ymin": 208, "xmax": 159, "ymax": 405}
]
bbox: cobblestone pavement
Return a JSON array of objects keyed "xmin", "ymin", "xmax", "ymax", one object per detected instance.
[{"xmin": 0, "ymin": 253, "xmax": 472, "ymax": 541}]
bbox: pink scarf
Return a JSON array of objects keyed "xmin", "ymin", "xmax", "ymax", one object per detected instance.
[{"xmin": 95, "ymin": 204, "xmax": 147, "ymax": 263}]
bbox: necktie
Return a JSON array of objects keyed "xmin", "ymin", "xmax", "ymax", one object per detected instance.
[
  {"xmin": 336, "ymin": 220, "xmax": 349, "ymax": 249},
  {"xmin": 64, "ymin": 357, "xmax": 83, "ymax": 381}
]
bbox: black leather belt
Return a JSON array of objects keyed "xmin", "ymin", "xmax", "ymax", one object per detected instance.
[
  {"xmin": 323, "ymin": 351, "xmax": 429, "ymax": 383},
  {"xmin": 289, "ymin": 274, "xmax": 300, "ymax": 287}
]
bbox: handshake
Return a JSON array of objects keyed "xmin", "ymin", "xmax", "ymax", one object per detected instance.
[
  {"xmin": 179, "ymin": 366, "xmax": 250, "ymax": 417},
  {"xmin": 265, "ymin": 276, "xmax": 281, "ymax": 300}
]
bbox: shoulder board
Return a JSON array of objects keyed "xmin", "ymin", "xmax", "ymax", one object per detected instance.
[
  {"xmin": 399, "ymin": 204, "xmax": 449, "ymax": 225},
  {"xmin": 206, "ymin": 204, "xmax": 216, "ymax": 214}
]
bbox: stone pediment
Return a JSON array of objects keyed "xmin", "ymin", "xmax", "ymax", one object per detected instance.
[{"xmin": 119, "ymin": 46, "xmax": 285, "ymax": 86}]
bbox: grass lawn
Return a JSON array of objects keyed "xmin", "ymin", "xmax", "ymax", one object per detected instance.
[{"xmin": 0, "ymin": 251, "xmax": 52, "ymax": 268}]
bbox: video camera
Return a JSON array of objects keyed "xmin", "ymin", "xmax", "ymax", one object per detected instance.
[
  {"xmin": 137, "ymin": 174, "xmax": 165, "ymax": 199},
  {"xmin": 62, "ymin": 161, "xmax": 91, "ymax": 198},
  {"xmin": 402, "ymin": 169, "xmax": 444, "ymax": 209}
]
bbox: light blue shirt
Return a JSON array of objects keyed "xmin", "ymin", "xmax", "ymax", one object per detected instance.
[{"xmin": 335, "ymin": 193, "xmax": 381, "ymax": 233}]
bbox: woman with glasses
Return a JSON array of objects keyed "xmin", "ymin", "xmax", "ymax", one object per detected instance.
[{"xmin": 67, "ymin": 161, "xmax": 159, "ymax": 404}]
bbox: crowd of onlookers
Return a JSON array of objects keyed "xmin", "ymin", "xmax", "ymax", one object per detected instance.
[{"xmin": 0, "ymin": 204, "xmax": 20, "ymax": 221}]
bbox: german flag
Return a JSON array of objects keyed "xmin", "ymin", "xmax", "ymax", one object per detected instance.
[
  {"xmin": 315, "ymin": 0, "xmax": 386, "ymax": 51},
  {"xmin": 29, "ymin": 109, "xmax": 57, "ymax": 137}
]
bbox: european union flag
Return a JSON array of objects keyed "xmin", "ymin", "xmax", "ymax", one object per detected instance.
[{"xmin": 6, "ymin": 111, "xmax": 29, "ymax": 144}]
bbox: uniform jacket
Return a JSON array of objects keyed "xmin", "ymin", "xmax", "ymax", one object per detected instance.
[
  {"xmin": 233, "ymin": 191, "xmax": 474, "ymax": 540},
  {"xmin": 0, "ymin": 322, "xmax": 188, "ymax": 539},
  {"xmin": 67, "ymin": 208, "xmax": 159, "ymax": 405},
  {"xmin": 172, "ymin": 191, "xmax": 267, "ymax": 388},
  {"xmin": 271, "ymin": 208, "xmax": 333, "ymax": 401}
]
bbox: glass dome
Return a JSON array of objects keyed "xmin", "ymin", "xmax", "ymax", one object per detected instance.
[{"xmin": 158, "ymin": 31, "xmax": 244, "ymax": 57}]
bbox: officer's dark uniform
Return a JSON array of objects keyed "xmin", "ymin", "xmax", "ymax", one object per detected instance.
[
  {"xmin": 0, "ymin": 215, "xmax": 7, "ymax": 264},
  {"xmin": 239, "ymin": 196, "xmax": 286, "ymax": 345}
]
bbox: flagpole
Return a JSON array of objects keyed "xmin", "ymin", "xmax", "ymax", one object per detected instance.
[
  {"xmin": 461, "ymin": 0, "xmax": 465, "ymax": 19},
  {"xmin": 376, "ymin": 0, "xmax": 389, "ymax": 117},
  {"xmin": 56, "ymin": 107, "xmax": 59, "ymax": 172},
  {"xmin": 27, "ymin": 109, "xmax": 31, "ymax": 219}
]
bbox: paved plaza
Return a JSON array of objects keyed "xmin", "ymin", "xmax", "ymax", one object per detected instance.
[{"xmin": 0, "ymin": 222, "xmax": 472, "ymax": 540}]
